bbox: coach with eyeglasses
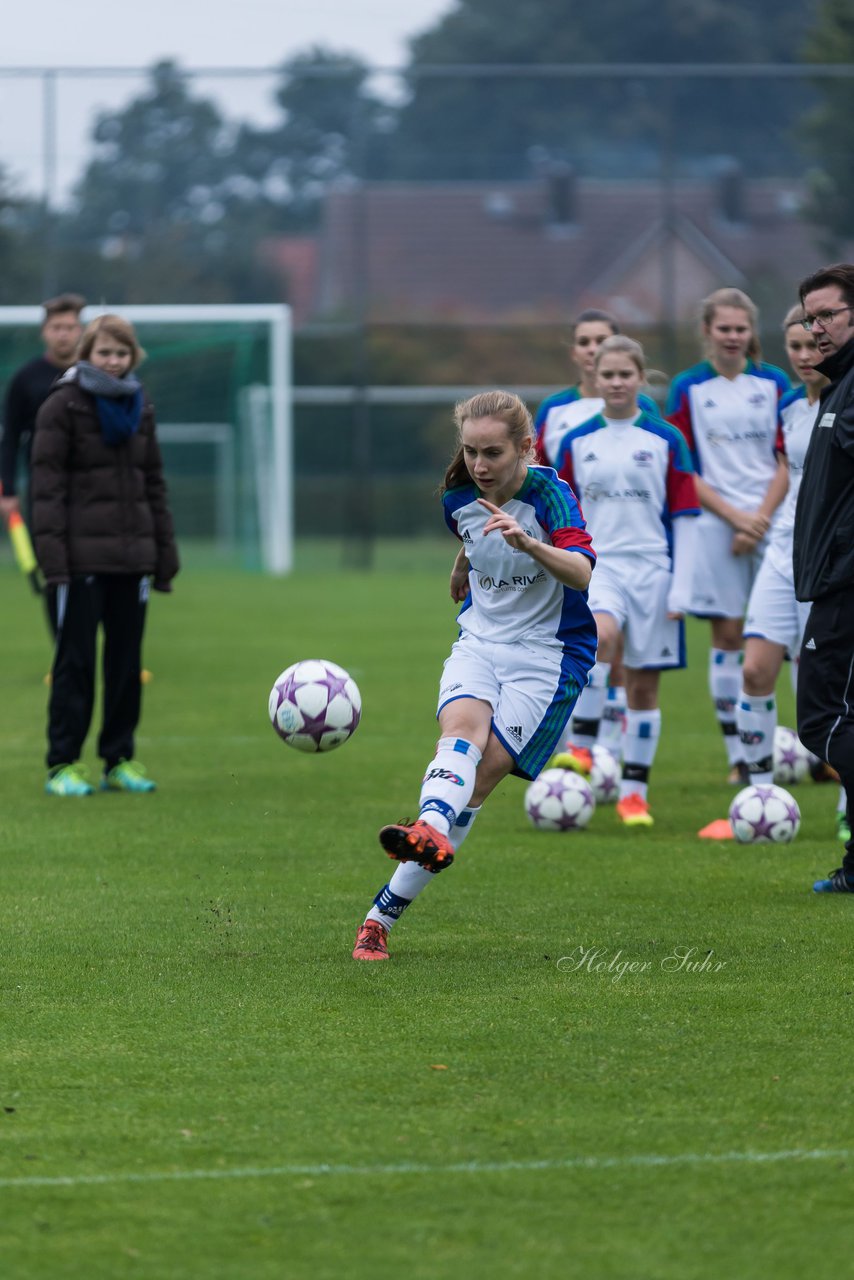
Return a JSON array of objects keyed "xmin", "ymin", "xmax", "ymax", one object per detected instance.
[{"xmin": 793, "ymin": 263, "xmax": 854, "ymax": 893}]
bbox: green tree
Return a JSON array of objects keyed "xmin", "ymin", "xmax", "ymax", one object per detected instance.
[
  {"xmin": 0, "ymin": 171, "xmax": 43, "ymax": 302},
  {"xmin": 235, "ymin": 48, "xmax": 393, "ymax": 228},
  {"xmin": 801, "ymin": 0, "xmax": 854, "ymax": 253},
  {"xmin": 390, "ymin": 0, "xmax": 820, "ymax": 179},
  {"xmin": 57, "ymin": 61, "xmax": 286, "ymax": 302}
]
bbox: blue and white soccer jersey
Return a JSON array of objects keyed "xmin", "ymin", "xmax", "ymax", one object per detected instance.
[
  {"xmin": 534, "ymin": 386, "xmax": 660, "ymax": 466},
  {"xmin": 743, "ymin": 387, "xmax": 818, "ymax": 651},
  {"xmin": 441, "ymin": 467, "xmax": 597, "ymax": 779},
  {"xmin": 556, "ymin": 411, "xmax": 699, "ymax": 669},
  {"xmin": 666, "ymin": 359, "xmax": 790, "ymax": 617}
]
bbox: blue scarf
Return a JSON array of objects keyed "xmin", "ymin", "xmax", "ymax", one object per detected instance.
[
  {"xmin": 93, "ymin": 389, "xmax": 144, "ymax": 445},
  {"xmin": 73, "ymin": 361, "xmax": 144, "ymax": 446}
]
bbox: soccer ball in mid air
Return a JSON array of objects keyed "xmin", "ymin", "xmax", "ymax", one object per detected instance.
[
  {"xmin": 524, "ymin": 769, "xmax": 595, "ymax": 832},
  {"xmin": 588, "ymin": 745, "xmax": 621, "ymax": 804},
  {"xmin": 773, "ymin": 726, "xmax": 811, "ymax": 786},
  {"xmin": 268, "ymin": 659, "xmax": 361, "ymax": 752},
  {"xmin": 728, "ymin": 784, "xmax": 801, "ymax": 845}
]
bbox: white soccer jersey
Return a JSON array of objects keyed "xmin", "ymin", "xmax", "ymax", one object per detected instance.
[
  {"xmin": 666, "ymin": 360, "xmax": 789, "ymax": 508},
  {"xmin": 766, "ymin": 388, "xmax": 819, "ymax": 576},
  {"xmin": 556, "ymin": 412, "xmax": 699, "ymax": 567},
  {"xmin": 534, "ymin": 386, "xmax": 660, "ymax": 465},
  {"xmin": 442, "ymin": 467, "xmax": 595, "ymax": 651}
]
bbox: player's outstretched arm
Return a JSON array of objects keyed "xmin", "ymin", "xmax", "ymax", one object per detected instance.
[{"xmin": 477, "ymin": 498, "xmax": 592, "ymax": 591}]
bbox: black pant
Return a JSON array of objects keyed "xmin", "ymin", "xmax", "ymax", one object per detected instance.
[
  {"xmin": 797, "ymin": 588, "xmax": 854, "ymax": 871},
  {"xmin": 47, "ymin": 574, "xmax": 149, "ymax": 771}
]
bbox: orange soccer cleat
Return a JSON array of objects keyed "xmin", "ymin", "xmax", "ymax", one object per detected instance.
[
  {"xmin": 616, "ymin": 792, "xmax": 654, "ymax": 827},
  {"xmin": 378, "ymin": 818, "xmax": 455, "ymax": 870},
  {"xmin": 550, "ymin": 745, "xmax": 594, "ymax": 777},
  {"xmin": 352, "ymin": 920, "xmax": 390, "ymax": 961}
]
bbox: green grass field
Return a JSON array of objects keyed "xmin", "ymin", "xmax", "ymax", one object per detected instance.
[{"xmin": 1, "ymin": 548, "xmax": 852, "ymax": 1279}]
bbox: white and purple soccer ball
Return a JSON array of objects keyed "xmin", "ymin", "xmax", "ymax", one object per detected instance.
[
  {"xmin": 268, "ymin": 659, "xmax": 361, "ymax": 753},
  {"xmin": 589, "ymin": 745, "xmax": 621, "ymax": 805},
  {"xmin": 773, "ymin": 725, "xmax": 811, "ymax": 786},
  {"xmin": 524, "ymin": 768, "xmax": 596, "ymax": 832},
  {"xmin": 728, "ymin": 783, "xmax": 801, "ymax": 845}
]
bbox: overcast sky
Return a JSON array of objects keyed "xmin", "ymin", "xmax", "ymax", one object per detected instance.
[{"xmin": 0, "ymin": 0, "xmax": 453, "ymax": 201}]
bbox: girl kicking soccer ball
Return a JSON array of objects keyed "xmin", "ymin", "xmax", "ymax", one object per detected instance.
[
  {"xmin": 353, "ymin": 390, "xmax": 597, "ymax": 961},
  {"xmin": 556, "ymin": 336, "xmax": 700, "ymax": 827}
]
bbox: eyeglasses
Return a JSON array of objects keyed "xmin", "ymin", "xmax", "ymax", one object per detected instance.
[{"xmin": 801, "ymin": 306, "xmax": 853, "ymax": 332}]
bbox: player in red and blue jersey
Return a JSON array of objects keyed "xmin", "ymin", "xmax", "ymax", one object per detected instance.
[
  {"xmin": 556, "ymin": 336, "xmax": 700, "ymax": 827},
  {"xmin": 353, "ymin": 390, "xmax": 597, "ymax": 961},
  {"xmin": 734, "ymin": 306, "xmax": 846, "ymax": 837},
  {"xmin": 666, "ymin": 287, "xmax": 790, "ymax": 784},
  {"xmin": 535, "ymin": 310, "xmax": 659, "ymax": 762}
]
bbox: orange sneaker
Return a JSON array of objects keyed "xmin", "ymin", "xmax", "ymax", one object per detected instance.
[
  {"xmin": 616, "ymin": 792, "xmax": 654, "ymax": 827},
  {"xmin": 352, "ymin": 920, "xmax": 390, "ymax": 961},
  {"xmin": 697, "ymin": 818, "xmax": 734, "ymax": 840},
  {"xmin": 550, "ymin": 745, "xmax": 593, "ymax": 777},
  {"xmin": 378, "ymin": 818, "xmax": 455, "ymax": 870}
]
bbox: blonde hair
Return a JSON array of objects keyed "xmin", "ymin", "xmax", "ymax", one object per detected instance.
[
  {"xmin": 78, "ymin": 314, "xmax": 145, "ymax": 370},
  {"xmin": 443, "ymin": 390, "xmax": 534, "ymax": 492},
  {"xmin": 783, "ymin": 303, "xmax": 806, "ymax": 332},
  {"xmin": 701, "ymin": 287, "xmax": 761, "ymax": 361},
  {"xmin": 594, "ymin": 334, "xmax": 646, "ymax": 375}
]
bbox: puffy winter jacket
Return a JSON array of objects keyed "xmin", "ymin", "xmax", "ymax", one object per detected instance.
[{"xmin": 30, "ymin": 380, "xmax": 179, "ymax": 587}]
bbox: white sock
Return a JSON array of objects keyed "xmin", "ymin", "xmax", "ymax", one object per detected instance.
[
  {"xmin": 569, "ymin": 661, "xmax": 610, "ymax": 749},
  {"xmin": 737, "ymin": 689, "xmax": 776, "ymax": 783},
  {"xmin": 366, "ymin": 859, "xmax": 437, "ymax": 930},
  {"xmin": 839, "ymin": 786, "xmax": 847, "ymax": 817},
  {"xmin": 710, "ymin": 649, "xmax": 744, "ymax": 766},
  {"xmin": 620, "ymin": 708, "xmax": 661, "ymax": 802},
  {"xmin": 450, "ymin": 805, "xmax": 481, "ymax": 851},
  {"xmin": 418, "ymin": 737, "xmax": 481, "ymax": 835},
  {"xmin": 596, "ymin": 684, "xmax": 626, "ymax": 761},
  {"xmin": 366, "ymin": 807, "xmax": 482, "ymax": 932}
]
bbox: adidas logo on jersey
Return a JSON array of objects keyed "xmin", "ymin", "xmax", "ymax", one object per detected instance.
[
  {"xmin": 461, "ymin": 529, "xmax": 473, "ymax": 544},
  {"xmin": 805, "ymin": 637, "xmax": 817, "ymax": 650},
  {"xmin": 504, "ymin": 724, "xmax": 524, "ymax": 744},
  {"xmin": 703, "ymin": 399, "xmax": 717, "ymax": 409},
  {"xmin": 583, "ymin": 452, "xmax": 598, "ymax": 462},
  {"xmin": 660, "ymin": 647, "xmax": 673, "ymax": 657}
]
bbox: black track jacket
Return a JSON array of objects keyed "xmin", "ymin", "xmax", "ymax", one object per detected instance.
[{"xmin": 793, "ymin": 335, "xmax": 854, "ymax": 602}]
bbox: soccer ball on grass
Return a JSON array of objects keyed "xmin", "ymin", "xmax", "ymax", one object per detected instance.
[
  {"xmin": 589, "ymin": 745, "xmax": 621, "ymax": 804},
  {"xmin": 524, "ymin": 768, "xmax": 595, "ymax": 832},
  {"xmin": 268, "ymin": 659, "xmax": 361, "ymax": 752},
  {"xmin": 728, "ymin": 783, "xmax": 801, "ymax": 845},
  {"xmin": 773, "ymin": 725, "xmax": 811, "ymax": 786}
]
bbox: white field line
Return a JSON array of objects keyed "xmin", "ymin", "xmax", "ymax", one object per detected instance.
[{"xmin": 0, "ymin": 1147, "xmax": 849, "ymax": 1190}]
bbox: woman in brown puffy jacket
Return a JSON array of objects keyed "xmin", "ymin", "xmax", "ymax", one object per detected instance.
[{"xmin": 31, "ymin": 313, "xmax": 179, "ymax": 797}]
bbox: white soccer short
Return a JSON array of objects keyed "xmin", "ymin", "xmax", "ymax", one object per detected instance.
[
  {"xmin": 587, "ymin": 555, "xmax": 685, "ymax": 670},
  {"xmin": 743, "ymin": 552, "xmax": 812, "ymax": 654},
  {"xmin": 688, "ymin": 510, "xmax": 766, "ymax": 619},
  {"xmin": 437, "ymin": 631, "xmax": 583, "ymax": 780}
]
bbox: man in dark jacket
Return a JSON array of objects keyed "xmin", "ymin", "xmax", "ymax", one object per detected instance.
[
  {"xmin": 793, "ymin": 263, "xmax": 854, "ymax": 892},
  {"xmin": 0, "ymin": 293, "xmax": 85, "ymax": 521}
]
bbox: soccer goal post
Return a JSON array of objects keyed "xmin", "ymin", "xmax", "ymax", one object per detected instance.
[{"xmin": 0, "ymin": 303, "xmax": 293, "ymax": 574}]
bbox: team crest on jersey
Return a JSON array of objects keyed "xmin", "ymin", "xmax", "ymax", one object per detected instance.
[{"xmin": 632, "ymin": 449, "xmax": 653, "ymax": 466}]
